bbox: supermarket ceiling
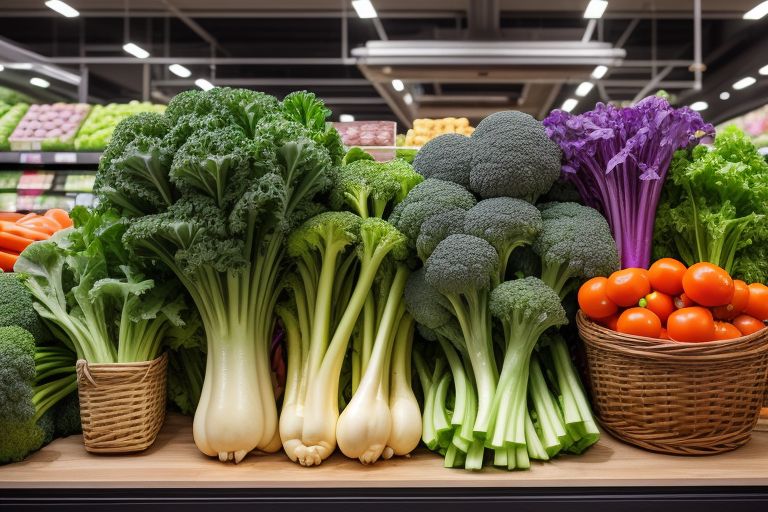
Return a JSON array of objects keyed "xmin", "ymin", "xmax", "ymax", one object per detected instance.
[{"xmin": 0, "ymin": 0, "xmax": 767, "ymax": 125}]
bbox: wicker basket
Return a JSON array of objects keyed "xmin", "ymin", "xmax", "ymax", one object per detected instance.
[
  {"xmin": 76, "ymin": 353, "xmax": 168, "ymax": 454},
  {"xmin": 577, "ymin": 312, "xmax": 768, "ymax": 455}
]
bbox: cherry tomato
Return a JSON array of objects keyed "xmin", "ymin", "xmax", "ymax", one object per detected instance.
[
  {"xmin": 596, "ymin": 314, "xmax": 619, "ymax": 331},
  {"xmin": 617, "ymin": 307, "xmax": 662, "ymax": 338},
  {"xmin": 744, "ymin": 283, "xmax": 768, "ymax": 321},
  {"xmin": 713, "ymin": 321, "xmax": 743, "ymax": 341},
  {"xmin": 682, "ymin": 262, "xmax": 734, "ymax": 307},
  {"xmin": 666, "ymin": 307, "xmax": 715, "ymax": 343},
  {"xmin": 674, "ymin": 293, "xmax": 695, "ymax": 309},
  {"xmin": 640, "ymin": 291, "xmax": 674, "ymax": 324},
  {"xmin": 659, "ymin": 327, "xmax": 669, "ymax": 340},
  {"xmin": 607, "ymin": 268, "xmax": 651, "ymax": 308},
  {"xmin": 713, "ymin": 280, "xmax": 750, "ymax": 320},
  {"xmin": 578, "ymin": 277, "xmax": 618, "ymax": 319},
  {"xmin": 732, "ymin": 314, "xmax": 766, "ymax": 336},
  {"xmin": 648, "ymin": 258, "xmax": 687, "ymax": 296}
]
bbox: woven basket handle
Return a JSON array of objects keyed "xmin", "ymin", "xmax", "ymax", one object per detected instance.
[{"xmin": 76, "ymin": 359, "xmax": 97, "ymax": 387}]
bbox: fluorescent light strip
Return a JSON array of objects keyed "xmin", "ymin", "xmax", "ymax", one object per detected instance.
[
  {"xmin": 575, "ymin": 82, "xmax": 594, "ymax": 97},
  {"xmin": 744, "ymin": 1, "xmax": 768, "ymax": 19},
  {"xmin": 30, "ymin": 77, "xmax": 50, "ymax": 88},
  {"xmin": 733, "ymin": 76, "xmax": 756, "ymax": 90},
  {"xmin": 561, "ymin": 98, "xmax": 578, "ymax": 112},
  {"xmin": 591, "ymin": 65, "xmax": 608, "ymax": 79},
  {"xmin": 195, "ymin": 78, "xmax": 214, "ymax": 91},
  {"xmin": 123, "ymin": 43, "xmax": 150, "ymax": 59},
  {"xmin": 583, "ymin": 0, "xmax": 608, "ymax": 19},
  {"xmin": 391, "ymin": 79, "xmax": 404, "ymax": 91},
  {"xmin": 720, "ymin": 91, "xmax": 730, "ymax": 100},
  {"xmin": 352, "ymin": 0, "xmax": 378, "ymax": 19},
  {"xmin": 689, "ymin": 101, "xmax": 708, "ymax": 112},
  {"xmin": 45, "ymin": 0, "xmax": 79, "ymax": 18},
  {"xmin": 7, "ymin": 63, "xmax": 33, "ymax": 70},
  {"xmin": 339, "ymin": 114, "xmax": 355, "ymax": 122},
  {"xmin": 169, "ymin": 64, "xmax": 192, "ymax": 78},
  {"xmin": 0, "ymin": 65, "xmax": 4, "ymax": 72},
  {"xmin": 759, "ymin": 64, "xmax": 768, "ymax": 76}
]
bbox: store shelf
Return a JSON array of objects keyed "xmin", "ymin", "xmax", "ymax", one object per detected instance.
[
  {"xmin": 0, "ymin": 152, "xmax": 102, "ymax": 165},
  {"xmin": 1, "ymin": 413, "xmax": 767, "ymax": 490}
]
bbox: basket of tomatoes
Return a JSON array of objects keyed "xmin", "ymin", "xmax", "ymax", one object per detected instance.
[{"xmin": 576, "ymin": 258, "xmax": 768, "ymax": 455}]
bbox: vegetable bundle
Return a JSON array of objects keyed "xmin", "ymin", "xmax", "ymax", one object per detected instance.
[{"xmin": 398, "ymin": 111, "xmax": 619, "ymax": 470}]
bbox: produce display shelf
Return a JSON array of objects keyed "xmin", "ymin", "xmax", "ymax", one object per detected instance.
[
  {"xmin": 0, "ymin": 152, "xmax": 102, "ymax": 166},
  {"xmin": 1, "ymin": 414, "xmax": 767, "ymax": 510}
]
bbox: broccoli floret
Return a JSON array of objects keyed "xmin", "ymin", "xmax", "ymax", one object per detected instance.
[
  {"xmin": 413, "ymin": 133, "xmax": 472, "ymax": 188},
  {"xmin": 330, "ymin": 158, "xmax": 423, "ymax": 219},
  {"xmin": 389, "ymin": 178, "xmax": 476, "ymax": 247},
  {"xmin": 416, "ymin": 209, "xmax": 467, "ymax": 262},
  {"xmin": 0, "ymin": 273, "xmax": 48, "ymax": 342},
  {"xmin": 0, "ymin": 326, "xmax": 76, "ymax": 464},
  {"xmin": 463, "ymin": 197, "xmax": 542, "ymax": 284},
  {"xmin": 404, "ymin": 268, "xmax": 460, "ymax": 343},
  {"xmin": 469, "ymin": 111, "xmax": 561, "ymax": 202},
  {"xmin": 533, "ymin": 202, "xmax": 619, "ymax": 298},
  {"xmin": 486, "ymin": 277, "xmax": 567, "ymax": 464}
]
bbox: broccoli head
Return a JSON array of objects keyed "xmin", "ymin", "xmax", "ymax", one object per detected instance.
[
  {"xmin": 469, "ymin": 111, "xmax": 561, "ymax": 202},
  {"xmin": 0, "ymin": 273, "xmax": 48, "ymax": 342},
  {"xmin": 533, "ymin": 202, "xmax": 619, "ymax": 298},
  {"xmin": 425, "ymin": 234, "xmax": 499, "ymax": 297},
  {"xmin": 489, "ymin": 277, "xmax": 567, "ymax": 334},
  {"xmin": 413, "ymin": 133, "xmax": 472, "ymax": 188},
  {"xmin": 416, "ymin": 209, "xmax": 467, "ymax": 262}
]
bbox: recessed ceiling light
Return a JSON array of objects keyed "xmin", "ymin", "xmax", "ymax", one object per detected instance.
[
  {"xmin": 351, "ymin": 0, "xmax": 378, "ymax": 19},
  {"xmin": 744, "ymin": 1, "xmax": 768, "ymax": 19},
  {"xmin": 403, "ymin": 93, "xmax": 413, "ymax": 105},
  {"xmin": 30, "ymin": 77, "xmax": 50, "ymax": 88},
  {"xmin": 169, "ymin": 64, "xmax": 191, "ymax": 78},
  {"xmin": 689, "ymin": 101, "xmax": 708, "ymax": 111},
  {"xmin": 575, "ymin": 82, "xmax": 594, "ymax": 97},
  {"xmin": 759, "ymin": 64, "xmax": 768, "ymax": 76},
  {"xmin": 195, "ymin": 78, "xmax": 215, "ymax": 91},
  {"xmin": 720, "ymin": 91, "xmax": 730, "ymax": 100},
  {"xmin": 123, "ymin": 43, "xmax": 150, "ymax": 59},
  {"xmin": 391, "ymin": 79, "xmax": 404, "ymax": 91},
  {"xmin": 591, "ymin": 65, "xmax": 608, "ymax": 79},
  {"xmin": 0, "ymin": 65, "xmax": 4, "ymax": 72},
  {"xmin": 561, "ymin": 98, "xmax": 578, "ymax": 112},
  {"xmin": 339, "ymin": 114, "xmax": 355, "ymax": 122},
  {"xmin": 45, "ymin": 1, "xmax": 79, "ymax": 18},
  {"xmin": 733, "ymin": 76, "xmax": 756, "ymax": 90},
  {"xmin": 584, "ymin": 0, "xmax": 608, "ymax": 19}
]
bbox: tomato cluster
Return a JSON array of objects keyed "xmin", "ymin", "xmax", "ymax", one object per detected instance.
[{"xmin": 578, "ymin": 259, "xmax": 768, "ymax": 343}]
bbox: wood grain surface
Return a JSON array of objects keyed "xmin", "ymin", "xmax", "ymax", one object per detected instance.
[{"xmin": 1, "ymin": 413, "xmax": 767, "ymax": 489}]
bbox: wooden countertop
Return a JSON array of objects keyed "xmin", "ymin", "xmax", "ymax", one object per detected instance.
[{"xmin": 1, "ymin": 413, "xmax": 767, "ymax": 489}]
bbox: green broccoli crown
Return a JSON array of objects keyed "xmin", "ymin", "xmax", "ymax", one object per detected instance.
[
  {"xmin": 0, "ymin": 273, "xmax": 48, "ymax": 342},
  {"xmin": 358, "ymin": 217, "xmax": 409, "ymax": 261},
  {"xmin": 533, "ymin": 202, "xmax": 619, "ymax": 280},
  {"xmin": 287, "ymin": 211, "xmax": 362, "ymax": 257},
  {"xmin": 0, "ymin": 326, "xmax": 36, "ymax": 422},
  {"xmin": 413, "ymin": 133, "xmax": 472, "ymax": 188},
  {"xmin": 0, "ymin": 414, "xmax": 53, "ymax": 464},
  {"xmin": 389, "ymin": 178, "xmax": 477, "ymax": 245},
  {"xmin": 404, "ymin": 268, "xmax": 453, "ymax": 329},
  {"xmin": 469, "ymin": 110, "xmax": 562, "ymax": 202},
  {"xmin": 489, "ymin": 276, "xmax": 567, "ymax": 327},
  {"xmin": 416, "ymin": 209, "xmax": 467, "ymax": 262},
  {"xmin": 425, "ymin": 234, "xmax": 499, "ymax": 295},
  {"xmin": 463, "ymin": 197, "xmax": 543, "ymax": 254}
]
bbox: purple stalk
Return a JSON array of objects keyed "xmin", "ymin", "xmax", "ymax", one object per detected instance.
[{"xmin": 543, "ymin": 97, "xmax": 713, "ymax": 269}]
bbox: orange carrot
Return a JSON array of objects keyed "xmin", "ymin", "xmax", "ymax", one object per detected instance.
[
  {"xmin": 17, "ymin": 213, "xmax": 38, "ymax": 224},
  {"xmin": 0, "ymin": 231, "xmax": 34, "ymax": 253},
  {"xmin": 0, "ymin": 250, "xmax": 18, "ymax": 272},
  {"xmin": 0, "ymin": 212, "xmax": 24, "ymax": 222},
  {"xmin": 44, "ymin": 208, "xmax": 73, "ymax": 229},
  {"xmin": 0, "ymin": 221, "xmax": 50, "ymax": 241},
  {"xmin": 17, "ymin": 215, "xmax": 61, "ymax": 235}
]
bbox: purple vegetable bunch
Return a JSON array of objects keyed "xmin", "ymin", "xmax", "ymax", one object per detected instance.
[{"xmin": 543, "ymin": 96, "xmax": 713, "ymax": 269}]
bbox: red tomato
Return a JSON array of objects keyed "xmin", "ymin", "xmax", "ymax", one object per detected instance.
[
  {"xmin": 640, "ymin": 291, "xmax": 675, "ymax": 324},
  {"xmin": 732, "ymin": 314, "xmax": 766, "ymax": 336},
  {"xmin": 674, "ymin": 293, "xmax": 695, "ymax": 309},
  {"xmin": 682, "ymin": 262, "xmax": 734, "ymax": 307},
  {"xmin": 578, "ymin": 277, "xmax": 618, "ymax": 319},
  {"xmin": 648, "ymin": 258, "xmax": 687, "ymax": 296},
  {"xmin": 607, "ymin": 268, "xmax": 651, "ymax": 308},
  {"xmin": 617, "ymin": 307, "xmax": 662, "ymax": 338},
  {"xmin": 666, "ymin": 307, "xmax": 715, "ymax": 343},
  {"xmin": 713, "ymin": 321, "xmax": 743, "ymax": 341},
  {"xmin": 744, "ymin": 283, "xmax": 768, "ymax": 321},
  {"xmin": 596, "ymin": 314, "xmax": 619, "ymax": 331},
  {"xmin": 713, "ymin": 280, "xmax": 750, "ymax": 320}
]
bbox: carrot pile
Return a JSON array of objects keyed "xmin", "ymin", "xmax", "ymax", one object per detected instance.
[{"xmin": 0, "ymin": 209, "xmax": 73, "ymax": 271}]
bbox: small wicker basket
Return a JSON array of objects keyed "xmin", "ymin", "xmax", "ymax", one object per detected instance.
[
  {"xmin": 76, "ymin": 353, "xmax": 168, "ymax": 454},
  {"xmin": 577, "ymin": 312, "xmax": 768, "ymax": 455}
]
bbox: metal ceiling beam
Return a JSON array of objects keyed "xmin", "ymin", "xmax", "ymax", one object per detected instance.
[
  {"xmin": 632, "ymin": 65, "xmax": 675, "ymax": 102},
  {"xmin": 0, "ymin": 10, "xmax": 464, "ymax": 19},
  {"xmin": 0, "ymin": 37, "xmax": 81, "ymax": 85},
  {"xmin": 160, "ymin": 0, "xmax": 230, "ymax": 57},
  {"xmin": 15, "ymin": 56, "xmax": 355, "ymax": 65},
  {"xmin": 152, "ymin": 78, "xmax": 370, "ymax": 87}
]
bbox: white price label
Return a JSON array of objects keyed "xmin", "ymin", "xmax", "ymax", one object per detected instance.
[
  {"xmin": 19, "ymin": 153, "xmax": 43, "ymax": 164},
  {"xmin": 54, "ymin": 152, "xmax": 78, "ymax": 163}
]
